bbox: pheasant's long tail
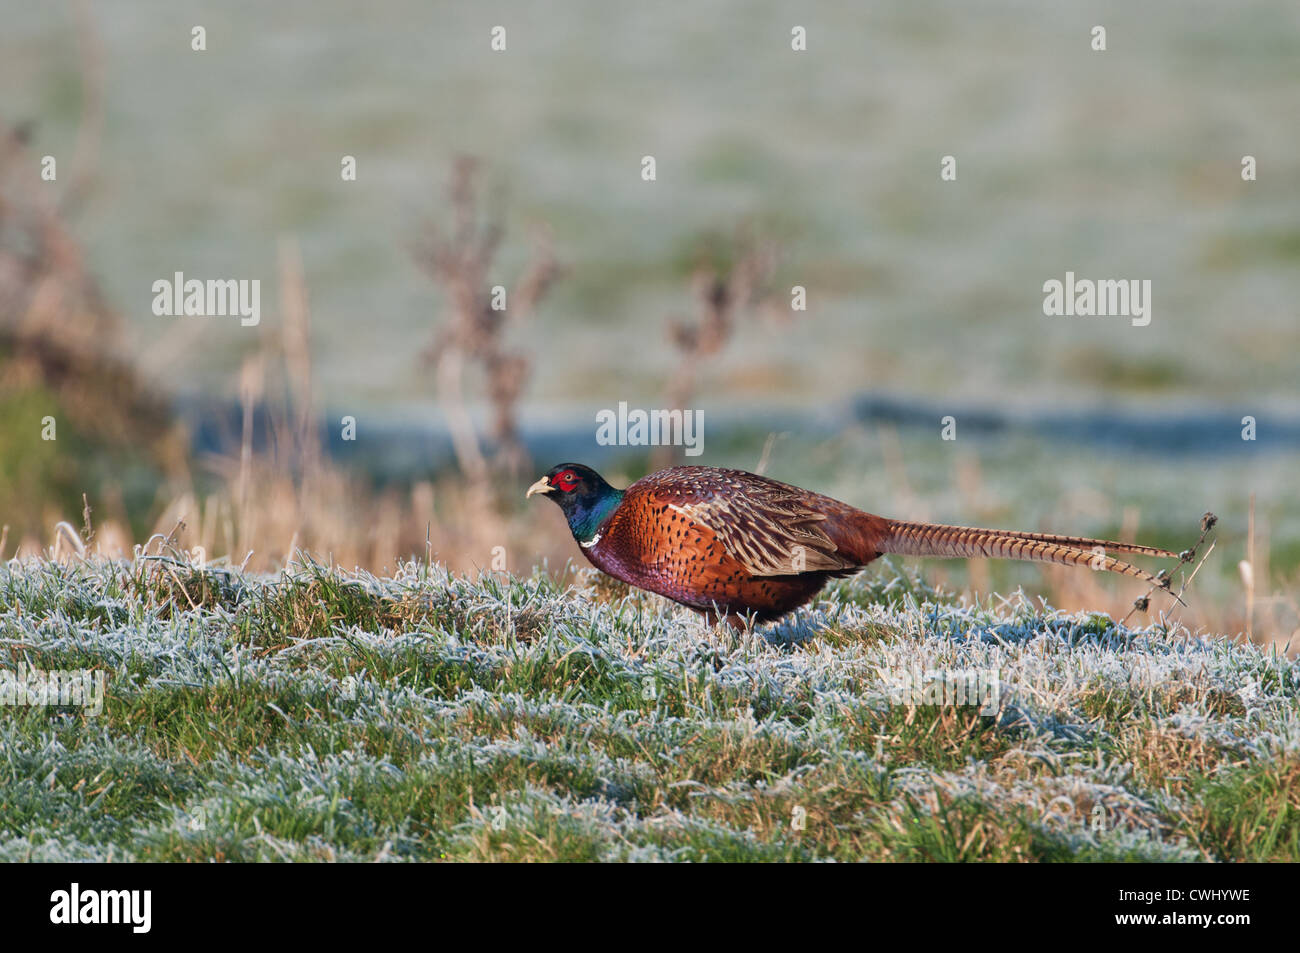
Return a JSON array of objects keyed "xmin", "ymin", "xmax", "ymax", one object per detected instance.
[{"xmin": 877, "ymin": 519, "xmax": 1176, "ymax": 587}]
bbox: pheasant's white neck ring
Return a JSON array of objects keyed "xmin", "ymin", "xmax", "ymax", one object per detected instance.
[{"xmin": 580, "ymin": 533, "xmax": 602, "ymax": 549}]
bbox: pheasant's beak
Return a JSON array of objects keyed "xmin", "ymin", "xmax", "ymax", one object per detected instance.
[{"xmin": 526, "ymin": 476, "xmax": 554, "ymax": 499}]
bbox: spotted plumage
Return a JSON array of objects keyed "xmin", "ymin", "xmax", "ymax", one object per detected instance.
[{"xmin": 528, "ymin": 464, "xmax": 1177, "ymax": 627}]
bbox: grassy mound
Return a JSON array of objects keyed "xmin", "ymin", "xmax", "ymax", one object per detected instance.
[{"xmin": 0, "ymin": 556, "xmax": 1295, "ymax": 862}]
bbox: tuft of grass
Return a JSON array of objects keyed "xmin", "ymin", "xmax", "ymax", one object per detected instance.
[{"xmin": 1183, "ymin": 760, "xmax": 1300, "ymax": 862}]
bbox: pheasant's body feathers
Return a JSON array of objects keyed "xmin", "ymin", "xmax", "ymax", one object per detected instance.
[
  {"xmin": 528, "ymin": 463, "xmax": 1179, "ymax": 627},
  {"xmin": 652, "ymin": 468, "xmax": 859, "ymax": 575}
]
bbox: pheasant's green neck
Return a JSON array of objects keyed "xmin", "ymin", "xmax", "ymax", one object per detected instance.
[{"xmin": 569, "ymin": 489, "xmax": 624, "ymax": 543}]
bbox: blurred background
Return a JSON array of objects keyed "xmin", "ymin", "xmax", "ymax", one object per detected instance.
[{"xmin": 1, "ymin": 0, "xmax": 1297, "ymax": 648}]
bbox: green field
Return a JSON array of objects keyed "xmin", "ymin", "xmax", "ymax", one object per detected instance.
[
  {"xmin": 6, "ymin": 0, "xmax": 1299, "ymax": 413},
  {"xmin": 2, "ymin": 555, "xmax": 1296, "ymax": 861}
]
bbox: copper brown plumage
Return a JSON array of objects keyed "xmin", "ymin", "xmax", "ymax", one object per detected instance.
[{"xmin": 527, "ymin": 464, "xmax": 1178, "ymax": 627}]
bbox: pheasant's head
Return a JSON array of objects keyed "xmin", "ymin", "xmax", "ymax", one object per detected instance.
[{"xmin": 527, "ymin": 463, "xmax": 624, "ymax": 543}]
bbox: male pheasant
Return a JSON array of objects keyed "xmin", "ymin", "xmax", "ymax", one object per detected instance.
[{"xmin": 528, "ymin": 464, "xmax": 1177, "ymax": 627}]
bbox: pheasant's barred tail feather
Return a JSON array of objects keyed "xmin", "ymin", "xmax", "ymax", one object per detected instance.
[
  {"xmin": 934, "ymin": 526, "xmax": 1178, "ymax": 560},
  {"xmin": 879, "ymin": 519, "xmax": 1171, "ymax": 587}
]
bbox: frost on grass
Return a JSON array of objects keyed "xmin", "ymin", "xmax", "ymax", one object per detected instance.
[{"xmin": 0, "ymin": 556, "xmax": 1296, "ymax": 862}]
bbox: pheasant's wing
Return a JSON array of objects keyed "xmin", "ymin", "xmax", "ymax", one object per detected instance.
[{"xmin": 655, "ymin": 478, "xmax": 855, "ymax": 576}]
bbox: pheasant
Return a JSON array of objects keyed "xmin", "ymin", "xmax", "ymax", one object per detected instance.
[{"xmin": 528, "ymin": 463, "xmax": 1179, "ymax": 628}]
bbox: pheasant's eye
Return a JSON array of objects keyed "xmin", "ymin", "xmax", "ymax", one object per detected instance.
[{"xmin": 554, "ymin": 470, "xmax": 579, "ymax": 491}]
